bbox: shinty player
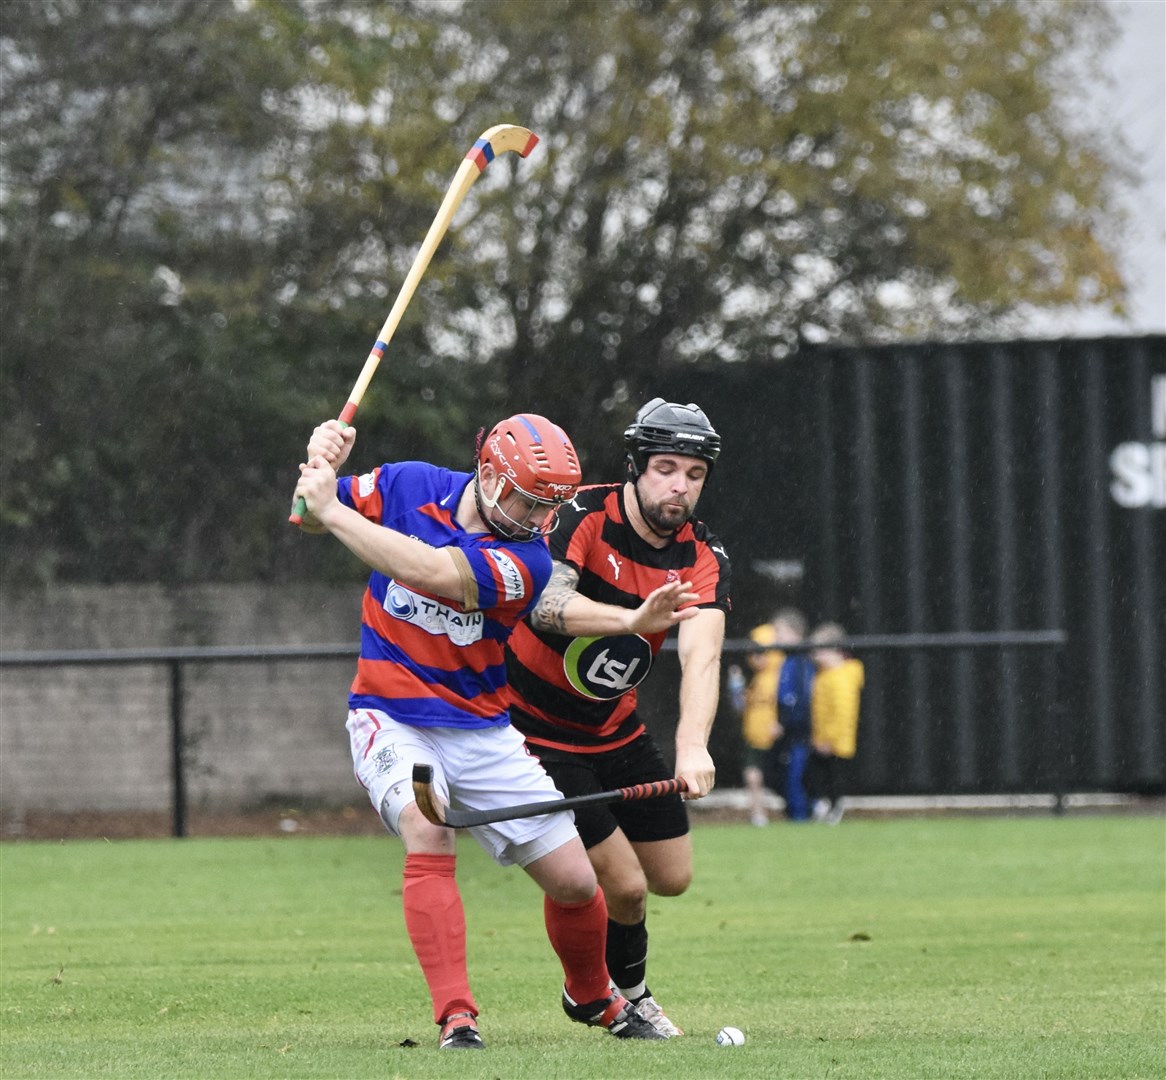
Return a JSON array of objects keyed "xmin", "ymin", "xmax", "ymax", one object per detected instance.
[
  {"xmin": 293, "ymin": 414, "xmax": 665, "ymax": 1049},
  {"xmin": 503, "ymin": 398, "xmax": 731, "ymax": 1038}
]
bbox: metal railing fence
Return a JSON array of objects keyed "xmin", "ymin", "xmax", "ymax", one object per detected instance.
[{"xmin": 1, "ymin": 631, "xmax": 1066, "ymax": 837}]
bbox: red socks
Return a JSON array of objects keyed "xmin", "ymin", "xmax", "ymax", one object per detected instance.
[
  {"xmin": 404, "ymin": 855, "xmax": 612, "ymax": 1021},
  {"xmin": 544, "ymin": 887, "xmax": 613, "ymax": 1005},
  {"xmin": 402, "ymin": 853, "xmax": 477, "ymax": 1024}
]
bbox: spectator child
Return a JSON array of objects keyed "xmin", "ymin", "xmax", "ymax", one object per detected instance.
[
  {"xmin": 808, "ymin": 622, "xmax": 865, "ymax": 825},
  {"xmin": 770, "ymin": 609, "xmax": 814, "ymax": 821},
  {"xmin": 733, "ymin": 622, "xmax": 783, "ymax": 826}
]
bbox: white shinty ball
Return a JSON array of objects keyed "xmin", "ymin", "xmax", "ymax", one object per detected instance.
[{"xmin": 715, "ymin": 1025, "xmax": 745, "ymax": 1046}]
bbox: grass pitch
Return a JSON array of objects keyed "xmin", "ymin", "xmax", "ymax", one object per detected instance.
[{"xmin": 1, "ymin": 814, "xmax": 1162, "ymax": 1079}]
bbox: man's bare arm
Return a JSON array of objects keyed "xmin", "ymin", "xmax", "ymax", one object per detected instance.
[
  {"xmin": 673, "ymin": 607, "xmax": 726, "ymax": 798},
  {"xmin": 529, "ymin": 562, "xmax": 581, "ymax": 634},
  {"xmin": 529, "ymin": 561, "xmax": 700, "ymax": 637}
]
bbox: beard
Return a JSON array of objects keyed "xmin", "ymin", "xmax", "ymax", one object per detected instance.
[{"xmin": 638, "ymin": 488, "xmax": 693, "ymax": 535}]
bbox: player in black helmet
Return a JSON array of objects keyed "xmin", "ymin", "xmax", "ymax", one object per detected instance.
[{"xmin": 504, "ymin": 397, "xmax": 731, "ymax": 1038}]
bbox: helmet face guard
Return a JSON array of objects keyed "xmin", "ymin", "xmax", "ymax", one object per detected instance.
[
  {"xmin": 623, "ymin": 397, "xmax": 722, "ymax": 480},
  {"xmin": 476, "ymin": 414, "xmax": 582, "ymax": 540}
]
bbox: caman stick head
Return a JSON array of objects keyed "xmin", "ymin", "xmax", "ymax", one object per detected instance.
[{"xmin": 411, "ymin": 763, "xmax": 448, "ymax": 826}]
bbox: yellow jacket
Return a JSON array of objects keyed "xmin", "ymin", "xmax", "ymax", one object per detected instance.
[
  {"xmin": 742, "ymin": 624, "xmax": 783, "ymax": 751},
  {"xmin": 810, "ymin": 658, "xmax": 864, "ymax": 758}
]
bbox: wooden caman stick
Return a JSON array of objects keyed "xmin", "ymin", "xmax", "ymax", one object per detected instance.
[
  {"xmin": 411, "ymin": 763, "xmax": 689, "ymax": 829},
  {"xmin": 289, "ymin": 124, "xmax": 539, "ymax": 524}
]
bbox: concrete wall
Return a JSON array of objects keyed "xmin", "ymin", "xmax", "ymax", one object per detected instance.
[{"xmin": 1, "ymin": 585, "xmax": 363, "ymax": 815}]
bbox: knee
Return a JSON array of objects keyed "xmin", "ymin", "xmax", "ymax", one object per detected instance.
[
  {"xmin": 557, "ymin": 879, "xmax": 599, "ymax": 905},
  {"xmin": 600, "ymin": 868, "xmax": 649, "ymax": 922},
  {"xmin": 398, "ymin": 804, "xmax": 456, "ymax": 855},
  {"xmin": 539, "ymin": 846, "xmax": 600, "ymax": 906},
  {"xmin": 546, "ymin": 866, "xmax": 599, "ymax": 906},
  {"xmin": 647, "ymin": 865, "xmax": 692, "ymax": 898}
]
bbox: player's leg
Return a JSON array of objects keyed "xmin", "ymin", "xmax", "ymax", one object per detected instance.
[
  {"xmin": 518, "ymin": 818, "xmax": 663, "ymax": 1039},
  {"xmin": 455, "ymin": 725, "xmax": 662, "ymax": 1041},
  {"xmin": 630, "ymin": 833, "xmax": 692, "ymax": 898},
  {"xmin": 524, "ymin": 836, "xmax": 608, "ymax": 996},
  {"xmin": 346, "ymin": 711, "xmax": 481, "ymax": 1048},
  {"xmin": 521, "ymin": 734, "xmax": 686, "ymax": 1036},
  {"xmin": 594, "ymin": 735, "xmax": 690, "ymax": 1036},
  {"xmin": 397, "ymin": 806, "xmax": 483, "ymax": 1048}
]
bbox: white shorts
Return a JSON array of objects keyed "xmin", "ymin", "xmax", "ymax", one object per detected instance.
[{"xmin": 346, "ymin": 709, "xmax": 579, "ymax": 868}]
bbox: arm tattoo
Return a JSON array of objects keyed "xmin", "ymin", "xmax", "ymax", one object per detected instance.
[{"xmin": 531, "ymin": 562, "xmax": 580, "ymax": 634}]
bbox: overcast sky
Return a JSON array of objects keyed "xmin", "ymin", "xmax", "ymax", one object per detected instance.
[{"xmin": 1031, "ymin": 0, "xmax": 1166, "ymax": 337}]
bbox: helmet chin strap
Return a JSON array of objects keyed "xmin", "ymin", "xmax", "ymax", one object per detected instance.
[
  {"xmin": 476, "ymin": 460, "xmax": 503, "ymax": 511},
  {"xmin": 474, "ymin": 462, "xmax": 510, "ymax": 538},
  {"xmin": 475, "ymin": 463, "xmax": 543, "ymax": 541}
]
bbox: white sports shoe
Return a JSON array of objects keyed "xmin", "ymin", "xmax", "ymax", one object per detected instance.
[{"xmin": 632, "ymin": 993, "xmax": 684, "ymax": 1038}]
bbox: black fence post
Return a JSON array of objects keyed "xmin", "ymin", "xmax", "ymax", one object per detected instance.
[
  {"xmin": 1052, "ymin": 639, "xmax": 1068, "ymax": 815},
  {"xmin": 169, "ymin": 660, "xmax": 187, "ymax": 838}
]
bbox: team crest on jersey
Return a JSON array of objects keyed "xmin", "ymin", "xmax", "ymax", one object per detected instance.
[
  {"xmin": 384, "ymin": 582, "xmax": 484, "ymax": 645},
  {"xmin": 358, "ymin": 471, "xmax": 377, "ymax": 497},
  {"xmin": 563, "ymin": 634, "xmax": 653, "ymax": 700},
  {"xmin": 371, "ymin": 745, "xmax": 400, "ymax": 776},
  {"xmin": 487, "ymin": 549, "xmax": 525, "ymax": 601}
]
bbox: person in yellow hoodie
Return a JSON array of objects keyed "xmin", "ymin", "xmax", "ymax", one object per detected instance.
[
  {"xmin": 731, "ymin": 622, "xmax": 782, "ymax": 826},
  {"xmin": 728, "ymin": 609, "xmax": 809, "ymax": 826},
  {"xmin": 808, "ymin": 623, "xmax": 864, "ymax": 825}
]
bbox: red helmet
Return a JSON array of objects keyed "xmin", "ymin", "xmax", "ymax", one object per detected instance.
[{"xmin": 479, "ymin": 414, "xmax": 582, "ymax": 505}]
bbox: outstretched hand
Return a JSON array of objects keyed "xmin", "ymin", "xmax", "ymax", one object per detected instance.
[{"xmin": 626, "ymin": 580, "xmax": 700, "ymax": 635}]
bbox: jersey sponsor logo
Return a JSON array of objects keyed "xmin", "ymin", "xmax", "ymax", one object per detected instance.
[
  {"xmin": 384, "ymin": 582, "xmax": 484, "ymax": 645},
  {"xmin": 357, "ymin": 471, "xmax": 377, "ymax": 497},
  {"xmin": 607, "ymin": 553, "xmax": 623, "ymax": 580},
  {"xmin": 487, "ymin": 549, "xmax": 525, "ymax": 601},
  {"xmin": 563, "ymin": 634, "xmax": 653, "ymax": 700}
]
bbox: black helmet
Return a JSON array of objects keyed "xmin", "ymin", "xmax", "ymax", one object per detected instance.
[{"xmin": 623, "ymin": 397, "xmax": 722, "ymax": 479}]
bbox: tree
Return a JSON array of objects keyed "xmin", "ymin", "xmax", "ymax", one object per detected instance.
[
  {"xmin": 429, "ymin": 0, "xmax": 1127, "ymax": 422},
  {"xmin": 0, "ymin": 0, "xmax": 1131, "ymax": 584},
  {"xmin": 1, "ymin": 0, "xmax": 471, "ymax": 583}
]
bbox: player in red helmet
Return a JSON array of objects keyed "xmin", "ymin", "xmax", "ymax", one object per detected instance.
[{"xmin": 294, "ymin": 415, "xmax": 661, "ymax": 1049}]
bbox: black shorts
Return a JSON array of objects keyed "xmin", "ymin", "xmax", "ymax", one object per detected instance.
[{"xmin": 530, "ymin": 732, "xmax": 689, "ymax": 850}]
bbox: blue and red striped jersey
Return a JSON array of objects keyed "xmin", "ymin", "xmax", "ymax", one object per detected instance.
[{"xmin": 338, "ymin": 460, "xmax": 553, "ymax": 729}]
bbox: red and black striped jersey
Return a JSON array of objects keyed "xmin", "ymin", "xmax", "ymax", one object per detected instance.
[{"xmin": 504, "ymin": 483, "xmax": 731, "ymax": 752}]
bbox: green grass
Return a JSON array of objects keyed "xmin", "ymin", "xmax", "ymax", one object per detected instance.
[{"xmin": 1, "ymin": 815, "xmax": 1163, "ymax": 1079}]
